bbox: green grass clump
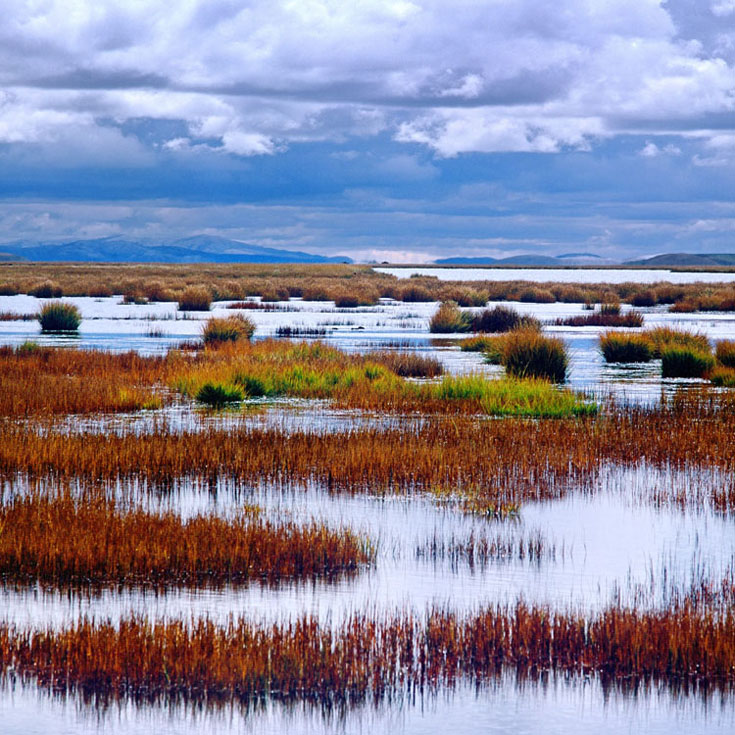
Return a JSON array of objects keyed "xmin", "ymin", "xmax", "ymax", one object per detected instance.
[
  {"xmin": 599, "ymin": 332, "xmax": 653, "ymax": 363},
  {"xmin": 37, "ymin": 302, "xmax": 81, "ymax": 333},
  {"xmin": 501, "ymin": 330, "xmax": 568, "ymax": 383},
  {"xmin": 709, "ymin": 366, "xmax": 735, "ymax": 387},
  {"xmin": 469, "ymin": 305, "xmax": 541, "ymax": 334},
  {"xmin": 178, "ymin": 286, "xmax": 212, "ymax": 311},
  {"xmin": 661, "ymin": 348, "xmax": 715, "ymax": 379},
  {"xmin": 460, "ymin": 336, "xmax": 499, "ymax": 353},
  {"xmin": 429, "ymin": 301, "xmax": 472, "ymax": 333},
  {"xmin": 202, "ymin": 315, "xmax": 255, "ymax": 345},
  {"xmin": 644, "ymin": 327, "xmax": 710, "ymax": 358},
  {"xmin": 196, "ymin": 382, "xmax": 243, "ymax": 407},
  {"xmin": 233, "ymin": 374, "xmax": 270, "ymax": 397},
  {"xmin": 426, "ymin": 375, "xmax": 595, "ymax": 417},
  {"xmin": 715, "ymin": 340, "xmax": 735, "ymax": 369}
]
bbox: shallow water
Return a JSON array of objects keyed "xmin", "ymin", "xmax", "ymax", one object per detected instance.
[
  {"xmin": 375, "ymin": 266, "xmax": 735, "ymax": 284},
  {"xmin": 3, "ymin": 464, "xmax": 732, "ymax": 629},
  {"xmin": 2, "ymin": 677, "xmax": 734, "ymax": 735},
  {"xmin": 3, "ymin": 289, "xmax": 735, "ymax": 732},
  {"xmin": 3, "ymin": 294, "xmax": 735, "ymax": 407}
]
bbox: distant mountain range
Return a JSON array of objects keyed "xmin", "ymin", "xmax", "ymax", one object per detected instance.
[
  {"xmin": 435, "ymin": 253, "xmax": 617, "ymax": 266},
  {"xmin": 0, "ymin": 235, "xmax": 352, "ymax": 264},
  {"xmin": 624, "ymin": 253, "xmax": 735, "ymax": 267}
]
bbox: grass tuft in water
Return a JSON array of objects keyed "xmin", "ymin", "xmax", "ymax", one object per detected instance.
[
  {"xmin": 661, "ymin": 348, "xmax": 715, "ymax": 379},
  {"xmin": 37, "ymin": 301, "xmax": 81, "ymax": 332},
  {"xmin": 202, "ymin": 315, "xmax": 255, "ymax": 345},
  {"xmin": 599, "ymin": 332, "xmax": 653, "ymax": 363}
]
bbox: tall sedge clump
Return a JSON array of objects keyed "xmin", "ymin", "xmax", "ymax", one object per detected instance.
[
  {"xmin": 177, "ymin": 286, "xmax": 212, "ymax": 311},
  {"xmin": 37, "ymin": 301, "xmax": 81, "ymax": 333},
  {"xmin": 661, "ymin": 348, "xmax": 715, "ymax": 379},
  {"xmin": 429, "ymin": 301, "xmax": 472, "ymax": 333},
  {"xmin": 715, "ymin": 340, "xmax": 735, "ymax": 369},
  {"xmin": 501, "ymin": 329, "xmax": 568, "ymax": 383},
  {"xmin": 202, "ymin": 315, "xmax": 255, "ymax": 345},
  {"xmin": 599, "ymin": 332, "xmax": 652, "ymax": 363},
  {"xmin": 469, "ymin": 305, "xmax": 540, "ymax": 333}
]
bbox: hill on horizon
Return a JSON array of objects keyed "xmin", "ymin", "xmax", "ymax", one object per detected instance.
[
  {"xmin": 624, "ymin": 253, "xmax": 735, "ymax": 267},
  {"xmin": 0, "ymin": 235, "xmax": 352, "ymax": 264}
]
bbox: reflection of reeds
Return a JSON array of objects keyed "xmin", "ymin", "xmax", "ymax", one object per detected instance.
[
  {"xmin": 0, "ymin": 494, "xmax": 371, "ymax": 587},
  {"xmin": 2, "ymin": 601, "xmax": 734, "ymax": 704},
  {"xmin": 416, "ymin": 531, "xmax": 554, "ymax": 567}
]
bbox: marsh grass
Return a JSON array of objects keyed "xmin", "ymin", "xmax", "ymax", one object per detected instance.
[
  {"xmin": 5, "ymin": 262, "xmax": 735, "ymax": 310},
  {"xmin": 429, "ymin": 301, "xmax": 471, "ymax": 333},
  {"xmin": 644, "ymin": 327, "xmax": 710, "ymax": 358},
  {"xmin": 469, "ymin": 305, "xmax": 541, "ymax": 333},
  {"xmin": 196, "ymin": 382, "xmax": 244, "ymax": 407},
  {"xmin": 202, "ymin": 315, "xmax": 255, "ymax": 345},
  {"xmin": 710, "ymin": 367, "xmax": 735, "ymax": 387},
  {"xmin": 0, "ymin": 494, "xmax": 371, "ymax": 587},
  {"xmin": 715, "ymin": 339, "xmax": 735, "ymax": 369},
  {"xmin": 416, "ymin": 531, "xmax": 552, "ymax": 566},
  {"xmin": 661, "ymin": 348, "xmax": 716, "ymax": 379},
  {"xmin": 501, "ymin": 330, "xmax": 568, "ymax": 383},
  {"xmin": 37, "ymin": 301, "xmax": 81, "ymax": 332},
  {"xmin": 363, "ymin": 350, "xmax": 444, "ymax": 378},
  {"xmin": 177, "ymin": 286, "xmax": 212, "ymax": 311},
  {"xmin": 2, "ymin": 600, "xmax": 735, "ymax": 705},
  {"xmin": 599, "ymin": 333, "xmax": 653, "ymax": 363},
  {"xmin": 556, "ymin": 308, "xmax": 644, "ymax": 328}
]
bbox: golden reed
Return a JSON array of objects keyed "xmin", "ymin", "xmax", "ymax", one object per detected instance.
[
  {"xmin": 0, "ymin": 494, "xmax": 372, "ymax": 587},
  {"xmin": 0, "ymin": 601, "xmax": 733, "ymax": 704},
  {"xmin": 3, "ymin": 396, "xmax": 735, "ymax": 510}
]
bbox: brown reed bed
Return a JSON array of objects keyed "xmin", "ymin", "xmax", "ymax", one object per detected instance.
[
  {"xmin": 0, "ymin": 345, "xmax": 167, "ymax": 416},
  {"xmin": 1, "ymin": 600, "xmax": 734, "ymax": 705},
  {"xmin": 3, "ymin": 262, "xmax": 735, "ymax": 310},
  {"xmin": 4, "ymin": 393, "xmax": 735, "ymax": 510},
  {"xmin": 0, "ymin": 311, "xmax": 35, "ymax": 321},
  {"xmin": 0, "ymin": 494, "xmax": 371, "ymax": 588}
]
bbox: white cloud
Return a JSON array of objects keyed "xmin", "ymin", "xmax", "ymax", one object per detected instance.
[
  {"xmin": 711, "ymin": 1, "xmax": 735, "ymax": 17},
  {"xmin": 0, "ymin": 0, "xmax": 732, "ymax": 159},
  {"xmin": 639, "ymin": 141, "xmax": 682, "ymax": 157}
]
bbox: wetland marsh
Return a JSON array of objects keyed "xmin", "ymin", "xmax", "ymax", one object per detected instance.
[{"xmin": 2, "ymin": 264, "xmax": 735, "ymax": 734}]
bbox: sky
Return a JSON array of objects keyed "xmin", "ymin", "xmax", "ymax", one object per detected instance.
[{"xmin": 1, "ymin": 0, "xmax": 734, "ymax": 263}]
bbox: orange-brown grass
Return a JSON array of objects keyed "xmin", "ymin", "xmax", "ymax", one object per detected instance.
[
  {"xmin": 0, "ymin": 345, "xmax": 168, "ymax": 416},
  {"xmin": 4, "ymin": 262, "xmax": 735, "ymax": 308},
  {"xmin": 0, "ymin": 494, "xmax": 371, "ymax": 587},
  {"xmin": 1, "ymin": 601, "xmax": 734, "ymax": 704},
  {"xmin": 363, "ymin": 350, "xmax": 444, "ymax": 378},
  {"xmin": 0, "ymin": 340, "xmax": 588, "ymax": 418},
  {"xmin": 5, "ymin": 395, "xmax": 735, "ymax": 510}
]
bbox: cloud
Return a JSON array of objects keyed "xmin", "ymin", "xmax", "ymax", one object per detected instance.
[{"xmin": 0, "ymin": 0, "xmax": 731, "ymax": 161}]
